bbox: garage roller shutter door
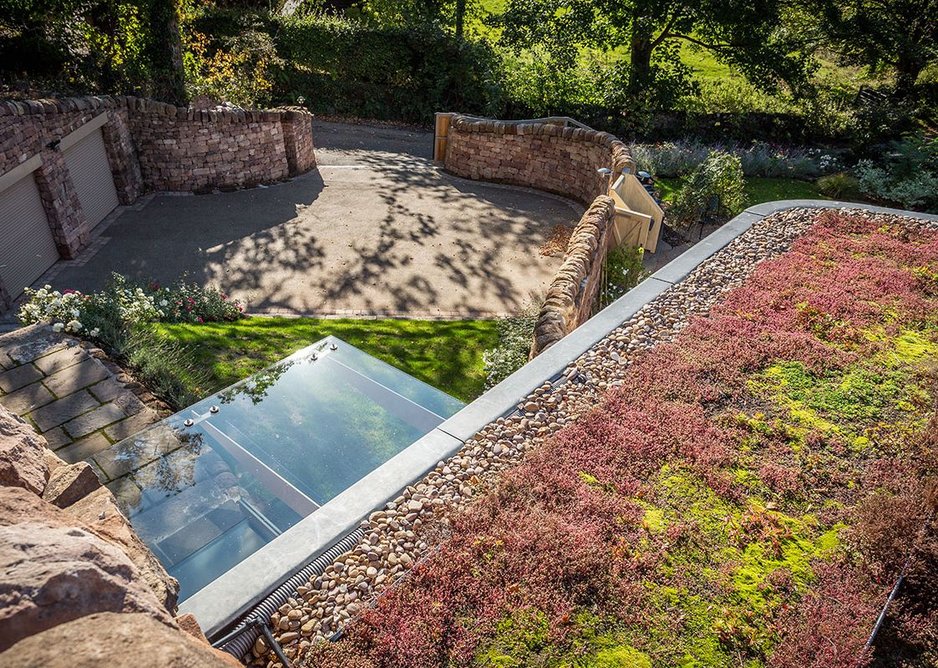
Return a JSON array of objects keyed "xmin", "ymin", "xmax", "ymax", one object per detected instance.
[
  {"xmin": 63, "ymin": 127, "xmax": 120, "ymax": 229},
  {"xmin": 0, "ymin": 174, "xmax": 60, "ymax": 299}
]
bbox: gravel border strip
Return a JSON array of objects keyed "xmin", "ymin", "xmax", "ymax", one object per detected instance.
[{"xmin": 244, "ymin": 202, "xmax": 937, "ymax": 665}]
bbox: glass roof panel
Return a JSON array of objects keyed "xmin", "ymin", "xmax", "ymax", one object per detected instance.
[{"xmin": 98, "ymin": 337, "xmax": 463, "ymax": 601}]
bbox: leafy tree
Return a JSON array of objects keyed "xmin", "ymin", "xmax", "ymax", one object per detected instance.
[
  {"xmin": 495, "ymin": 0, "xmax": 814, "ymax": 107},
  {"xmin": 818, "ymin": 0, "xmax": 937, "ymax": 97},
  {"xmin": 146, "ymin": 0, "xmax": 188, "ymax": 104}
]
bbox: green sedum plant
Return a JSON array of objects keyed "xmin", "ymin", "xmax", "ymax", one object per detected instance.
[{"xmin": 667, "ymin": 150, "xmax": 746, "ymax": 230}]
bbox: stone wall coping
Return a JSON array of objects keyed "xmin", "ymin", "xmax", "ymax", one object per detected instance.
[
  {"xmin": 449, "ymin": 113, "xmax": 632, "ymax": 166},
  {"xmin": 0, "ymin": 95, "xmax": 313, "ymax": 125},
  {"xmin": 184, "ymin": 200, "xmax": 936, "ymax": 636}
]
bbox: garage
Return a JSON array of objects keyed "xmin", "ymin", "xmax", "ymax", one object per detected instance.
[
  {"xmin": 0, "ymin": 160, "xmax": 60, "ymax": 300},
  {"xmin": 62, "ymin": 116, "xmax": 120, "ymax": 230}
]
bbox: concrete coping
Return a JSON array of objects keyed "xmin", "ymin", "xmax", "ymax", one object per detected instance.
[{"xmin": 183, "ymin": 200, "xmax": 938, "ymax": 637}]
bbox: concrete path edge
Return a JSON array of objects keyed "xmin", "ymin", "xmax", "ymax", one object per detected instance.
[{"xmin": 181, "ymin": 200, "xmax": 938, "ymax": 637}]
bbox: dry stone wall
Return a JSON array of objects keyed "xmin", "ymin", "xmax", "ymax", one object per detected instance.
[
  {"xmin": 0, "ymin": 95, "xmax": 315, "ymax": 312},
  {"xmin": 443, "ymin": 115, "xmax": 634, "ymax": 205},
  {"xmin": 441, "ymin": 115, "xmax": 634, "ymax": 356},
  {"xmin": 530, "ymin": 196, "xmax": 616, "ymax": 356}
]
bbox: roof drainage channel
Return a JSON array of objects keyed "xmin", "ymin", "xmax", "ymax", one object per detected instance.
[{"xmin": 191, "ymin": 200, "xmax": 938, "ymax": 641}]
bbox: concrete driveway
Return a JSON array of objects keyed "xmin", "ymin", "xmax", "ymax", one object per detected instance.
[{"xmin": 48, "ymin": 121, "xmax": 579, "ymax": 317}]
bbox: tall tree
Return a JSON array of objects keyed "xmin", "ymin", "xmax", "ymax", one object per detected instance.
[
  {"xmin": 497, "ymin": 0, "xmax": 812, "ymax": 103},
  {"xmin": 146, "ymin": 0, "xmax": 187, "ymax": 105},
  {"xmin": 819, "ymin": 0, "xmax": 937, "ymax": 97}
]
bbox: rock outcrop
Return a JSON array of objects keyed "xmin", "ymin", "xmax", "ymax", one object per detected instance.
[
  {"xmin": 0, "ymin": 522, "xmax": 175, "ymax": 651},
  {"xmin": 0, "ymin": 612, "xmax": 241, "ymax": 667},
  {"xmin": 0, "ymin": 410, "xmax": 49, "ymax": 494}
]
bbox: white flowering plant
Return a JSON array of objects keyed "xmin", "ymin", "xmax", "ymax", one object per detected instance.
[{"xmin": 17, "ymin": 273, "xmax": 243, "ymax": 341}]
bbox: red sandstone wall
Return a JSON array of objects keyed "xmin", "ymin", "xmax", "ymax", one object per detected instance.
[
  {"xmin": 0, "ymin": 96, "xmax": 316, "ymax": 313},
  {"xmin": 281, "ymin": 108, "xmax": 316, "ymax": 176},
  {"xmin": 443, "ymin": 116, "xmax": 634, "ymax": 206},
  {"xmin": 127, "ymin": 99, "xmax": 291, "ymax": 192},
  {"xmin": 439, "ymin": 115, "xmax": 633, "ymax": 357},
  {"xmin": 529, "ymin": 196, "xmax": 616, "ymax": 357}
]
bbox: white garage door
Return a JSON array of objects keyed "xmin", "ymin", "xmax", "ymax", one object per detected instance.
[
  {"xmin": 0, "ymin": 173, "xmax": 60, "ymax": 300},
  {"xmin": 63, "ymin": 126, "xmax": 120, "ymax": 230}
]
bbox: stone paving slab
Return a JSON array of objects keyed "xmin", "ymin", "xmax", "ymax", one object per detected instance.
[
  {"xmin": 0, "ymin": 381, "xmax": 55, "ymax": 415},
  {"xmin": 30, "ymin": 390, "xmax": 100, "ymax": 432},
  {"xmin": 43, "ymin": 357, "xmax": 111, "ymax": 397},
  {"xmin": 0, "ymin": 363, "xmax": 44, "ymax": 393},
  {"xmin": 0, "ymin": 324, "xmax": 168, "ymax": 478}
]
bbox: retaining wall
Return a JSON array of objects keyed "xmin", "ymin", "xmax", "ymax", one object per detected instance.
[
  {"xmin": 443, "ymin": 115, "xmax": 634, "ymax": 206},
  {"xmin": 0, "ymin": 96, "xmax": 316, "ymax": 313},
  {"xmin": 440, "ymin": 114, "xmax": 636, "ymax": 356},
  {"xmin": 530, "ymin": 196, "xmax": 616, "ymax": 357}
]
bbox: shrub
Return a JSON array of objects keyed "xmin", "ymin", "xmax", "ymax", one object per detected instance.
[
  {"xmin": 273, "ymin": 13, "xmax": 504, "ymax": 123},
  {"xmin": 152, "ymin": 278, "xmax": 243, "ymax": 323},
  {"xmin": 667, "ymin": 150, "xmax": 746, "ymax": 230},
  {"xmin": 631, "ymin": 140, "xmax": 842, "ymax": 179},
  {"xmin": 482, "ymin": 303, "xmax": 539, "ymax": 389},
  {"xmin": 852, "ymin": 135, "xmax": 938, "ymax": 212},
  {"xmin": 599, "ymin": 245, "xmax": 646, "ymax": 308},
  {"xmin": 816, "ymin": 172, "xmax": 862, "ymax": 200},
  {"xmin": 17, "ymin": 274, "xmax": 239, "ymax": 409}
]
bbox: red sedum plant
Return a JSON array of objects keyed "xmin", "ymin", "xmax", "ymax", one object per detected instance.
[{"xmin": 307, "ymin": 211, "xmax": 938, "ymax": 668}]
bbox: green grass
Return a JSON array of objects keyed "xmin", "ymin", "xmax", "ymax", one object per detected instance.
[
  {"xmin": 658, "ymin": 176, "xmax": 829, "ymax": 206},
  {"xmin": 153, "ymin": 317, "xmax": 500, "ymax": 402}
]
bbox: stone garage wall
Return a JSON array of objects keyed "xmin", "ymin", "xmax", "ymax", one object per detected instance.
[
  {"xmin": 529, "ymin": 196, "xmax": 616, "ymax": 357},
  {"xmin": 0, "ymin": 97, "xmax": 142, "ymax": 261},
  {"xmin": 443, "ymin": 115, "xmax": 634, "ymax": 206},
  {"xmin": 0, "ymin": 95, "xmax": 316, "ymax": 313}
]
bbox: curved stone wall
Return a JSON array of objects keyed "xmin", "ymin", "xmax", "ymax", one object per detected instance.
[
  {"xmin": 443, "ymin": 115, "xmax": 634, "ymax": 206},
  {"xmin": 530, "ymin": 196, "xmax": 616, "ymax": 357}
]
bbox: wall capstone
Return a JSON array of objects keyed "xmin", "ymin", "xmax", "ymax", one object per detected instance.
[{"xmin": 530, "ymin": 196, "xmax": 616, "ymax": 357}]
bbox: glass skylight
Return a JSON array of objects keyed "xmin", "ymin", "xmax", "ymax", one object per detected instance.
[{"xmin": 98, "ymin": 337, "xmax": 463, "ymax": 601}]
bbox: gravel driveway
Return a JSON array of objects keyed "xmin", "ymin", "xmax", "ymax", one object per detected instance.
[{"xmin": 47, "ymin": 120, "xmax": 580, "ymax": 317}]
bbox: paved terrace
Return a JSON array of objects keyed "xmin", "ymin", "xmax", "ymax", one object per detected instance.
[{"xmin": 44, "ymin": 121, "xmax": 579, "ymax": 318}]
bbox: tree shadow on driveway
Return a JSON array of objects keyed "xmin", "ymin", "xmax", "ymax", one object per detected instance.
[{"xmin": 50, "ymin": 144, "xmax": 577, "ymax": 316}]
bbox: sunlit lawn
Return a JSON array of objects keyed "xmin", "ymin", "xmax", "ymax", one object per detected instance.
[{"xmin": 154, "ymin": 317, "xmax": 499, "ymax": 402}]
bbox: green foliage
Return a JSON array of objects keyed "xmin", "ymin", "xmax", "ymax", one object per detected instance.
[
  {"xmin": 820, "ymin": 0, "xmax": 937, "ymax": 96},
  {"xmin": 120, "ymin": 326, "xmax": 208, "ymax": 408},
  {"xmin": 852, "ymin": 134, "xmax": 938, "ymax": 212},
  {"xmin": 182, "ymin": 21, "xmax": 280, "ymax": 106},
  {"xmin": 482, "ymin": 303, "xmax": 538, "ymax": 389},
  {"xmin": 495, "ymin": 0, "xmax": 813, "ymax": 111},
  {"xmin": 599, "ymin": 244, "xmax": 646, "ymax": 309},
  {"xmin": 273, "ymin": 12, "xmax": 504, "ymax": 122},
  {"xmin": 667, "ymin": 151, "xmax": 746, "ymax": 229},
  {"xmin": 816, "ymin": 172, "xmax": 862, "ymax": 200},
  {"xmin": 154, "ymin": 316, "xmax": 499, "ymax": 402},
  {"xmin": 632, "ymin": 141, "xmax": 841, "ymax": 179},
  {"xmin": 0, "ymin": 0, "xmax": 184, "ymax": 101}
]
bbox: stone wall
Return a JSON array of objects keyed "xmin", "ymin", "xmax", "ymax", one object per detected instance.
[
  {"xmin": 440, "ymin": 115, "xmax": 634, "ymax": 357},
  {"xmin": 443, "ymin": 116, "xmax": 634, "ymax": 206},
  {"xmin": 0, "ymin": 96, "xmax": 315, "ymax": 313},
  {"xmin": 530, "ymin": 196, "xmax": 616, "ymax": 357}
]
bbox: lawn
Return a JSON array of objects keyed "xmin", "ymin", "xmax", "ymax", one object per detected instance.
[
  {"xmin": 154, "ymin": 317, "xmax": 499, "ymax": 403},
  {"xmin": 657, "ymin": 176, "xmax": 830, "ymax": 207},
  {"xmin": 308, "ymin": 210, "xmax": 938, "ymax": 667}
]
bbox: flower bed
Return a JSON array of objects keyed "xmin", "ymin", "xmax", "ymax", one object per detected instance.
[{"xmin": 300, "ymin": 210, "xmax": 937, "ymax": 667}]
